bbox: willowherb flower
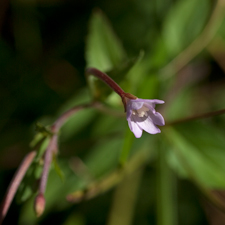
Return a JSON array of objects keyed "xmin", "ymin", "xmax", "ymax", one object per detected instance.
[
  {"xmin": 126, "ymin": 98, "xmax": 165, "ymax": 138},
  {"xmin": 86, "ymin": 68, "xmax": 165, "ymax": 138}
]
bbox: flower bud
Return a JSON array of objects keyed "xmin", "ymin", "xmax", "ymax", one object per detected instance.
[{"xmin": 34, "ymin": 193, "xmax": 45, "ymax": 217}]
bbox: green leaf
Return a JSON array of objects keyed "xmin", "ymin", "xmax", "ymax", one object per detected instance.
[
  {"xmin": 84, "ymin": 138, "xmax": 123, "ymax": 178},
  {"xmin": 54, "ymin": 89, "xmax": 97, "ymax": 142},
  {"xmin": 163, "ymin": 0, "xmax": 210, "ymax": 56},
  {"xmin": 119, "ymin": 127, "xmax": 135, "ymax": 166},
  {"xmin": 164, "ymin": 124, "xmax": 225, "ymax": 188},
  {"xmin": 157, "ymin": 141, "xmax": 177, "ymax": 225},
  {"xmin": 91, "ymin": 113, "xmax": 124, "ymax": 138},
  {"xmin": 35, "ymin": 137, "xmax": 50, "ymax": 162},
  {"xmin": 87, "ymin": 51, "xmax": 144, "ymax": 103},
  {"xmin": 164, "ymin": 88, "xmax": 194, "ymax": 121},
  {"xmin": 137, "ymin": 73, "xmax": 160, "ymax": 99},
  {"xmin": 86, "ymin": 9, "xmax": 126, "ymax": 72},
  {"xmin": 60, "ymin": 108, "xmax": 96, "ymax": 142},
  {"xmin": 29, "ymin": 132, "xmax": 44, "ymax": 148},
  {"xmin": 16, "ymin": 163, "xmax": 41, "ymax": 203},
  {"xmin": 35, "ymin": 122, "xmax": 53, "ymax": 137},
  {"xmin": 53, "ymin": 154, "xmax": 65, "ymax": 182},
  {"xmin": 17, "ymin": 138, "xmax": 50, "ymax": 203},
  {"xmin": 63, "ymin": 213, "xmax": 85, "ymax": 225}
]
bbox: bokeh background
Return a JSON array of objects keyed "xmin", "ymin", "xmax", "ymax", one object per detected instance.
[{"xmin": 1, "ymin": 0, "xmax": 225, "ymax": 224}]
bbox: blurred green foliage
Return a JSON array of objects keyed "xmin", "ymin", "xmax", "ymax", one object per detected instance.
[{"xmin": 1, "ymin": 0, "xmax": 225, "ymax": 225}]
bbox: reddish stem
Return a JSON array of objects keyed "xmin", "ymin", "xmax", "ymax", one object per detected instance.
[
  {"xmin": 51, "ymin": 104, "xmax": 91, "ymax": 133},
  {"xmin": 0, "ymin": 151, "xmax": 36, "ymax": 225},
  {"xmin": 86, "ymin": 67, "xmax": 126, "ymax": 98},
  {"xmin": 86, "ymin": 68, "xmax": 137, "ymax": 111},
  {"xmin": 35, "ymin": 103, "xmax": 95, "ymax": 216},
  {"xmin": 166, "ymin": 108, "xmax": 225, "ymax": 126},
  {"xmin": 38, "ymin": 134, "xmax": 58, "ymax": 195}
]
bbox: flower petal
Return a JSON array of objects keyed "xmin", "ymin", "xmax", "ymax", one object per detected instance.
[
  {"xmin": 133, "ymin": 99, "xmax": 164, "ymax": 108},
  {"xmin": 135, "ymin": 116, "xmax": 161, "ymax": 134},
  {"xmin": 126, "ymin": 100, "xmax": 133, "ymax": 119},
  {"xmin": 128, "ymin": 119, "xmax": 143, "ymax": 138},
  {"xmin": 126, "ymin": 98, "xmax": 165, "ymax": 137},
  {"xmin": 126, "ymin": 100, "xmax": 144, "ymax": 119},
  {"xmin": 134, "ymin": 99, "xmax": 165, "ymax": 104},
  {"xmin": 148, "ymin": 111, "xmax": 165, "ymax": 126}
]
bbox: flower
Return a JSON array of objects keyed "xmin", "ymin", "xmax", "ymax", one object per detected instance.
[{"xmin": 126, "ymin": 98, "xmax": 165, "ymax": 138}]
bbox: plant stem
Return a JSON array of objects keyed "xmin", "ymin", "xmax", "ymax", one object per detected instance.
[
  {"xmin": 38, "ymin": 134, "xmax": 58, "ymax": 195},
  {"xmin": 86, "ymin": 67, "xmax": 126, "ymax": 98},
  {"xmin": 51, "ymin": 103, "xmax": 92, "ymax": 133},
  {"xmin": 166, "ymin": 108, "xmax": 225, "ymax": 126},
  {"xmin": 86, "ymin": 68, "xmax": 138, "ymax": 111},
  {"xmin": 0, "ymin": 151, "xmax": 36, "ymax": 225}
]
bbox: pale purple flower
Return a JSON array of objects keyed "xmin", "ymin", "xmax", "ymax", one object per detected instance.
[{"xmin": 126, "ymin": 98, "xmax": 165, "ymax": 138}]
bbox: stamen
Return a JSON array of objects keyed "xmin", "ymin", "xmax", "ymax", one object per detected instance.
[
  {"xmin": 136, "ymin": 105, "xmax": 149, "ymax": 117},
  {"xmin": 132, "ymin": 105, "xmax": 149, "ymax": 118}
]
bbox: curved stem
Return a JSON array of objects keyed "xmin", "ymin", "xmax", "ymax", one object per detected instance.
[
  {"xmin": 34, "ymin": 134, "xmax": 58, "ymax": 217},
  {"xmin": 38, "ymin": 135, "xmax": 58, "ymax": 195},
  {"xmin": 0, "ymin": 151, "xmax": 36, "ymax": 225},
  {"xmin": 51, "ymin": 103, "xmax": 93, "ymax": 133},
  {"xmin": 86, "ymin": 68, "xmax": 137, "ymax": 111},
  {"xmin": 35, "ymin": 103, "xmax": 96, "ymax": 216},
  {"xmin": 86, "ymin": 67, "xmax": 126, "ymax": 98},
  {"xmin": 38, "ymin": 101, "xmax": 119, "ymax": 200}
]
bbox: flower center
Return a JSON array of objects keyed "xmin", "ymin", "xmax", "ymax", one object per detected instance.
[{"xmin": 132, "ymin": 105, "xmax": 149, "ymax": 117}]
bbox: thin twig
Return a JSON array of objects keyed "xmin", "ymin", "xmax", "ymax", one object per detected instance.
[
  {"xmin": 34, "ymin": 134, "xmax": 58, "ymax": 217},
  {"xmin": 92, "ymin": 102, "xmax": 125, "ymax": 117},
  {"xmin": 51, "ymin": 101, "xmax": 124, "ymax": 133},
  {"xmin": 35, "ymin": 103, "xmax": 96, "ymax": 216},
  {"xmin": 38, "ymin": 134, "xmax": 58, "ymax": 195},
  {"xmin": 161, "ymin": 0, "xmax": 225, "ymax": 79},
  {"xmin": 0, "ymin": 151, "xmax": 36, "ymax": 225},
  {"xmin": 166, "ymin": 108, "xmax": 225, "ymax": 126},
  {"xmin": 51, "ymin": 103, "xmax": 93, "ymax": 133},
  {"xmin": 85, "ymin": 68, "xmax": 137, "ymax": 111},
  {"xmin": 86, "ymin": 67, "xmax": 126, "ymax": 98},
  {"xmin": 37, "ymin": 101, "xmax": 120, "ymax": 199}
]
